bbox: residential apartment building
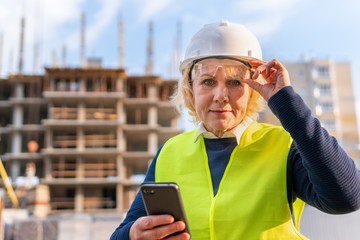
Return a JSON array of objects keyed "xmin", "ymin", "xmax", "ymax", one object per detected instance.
[
  {"xmin": 0, "ymin": 67, "xmax": 181, "ymax": 213},
  {"xmin": 260, "ymin": 59, "xmax": 360, "ymax": 164}
]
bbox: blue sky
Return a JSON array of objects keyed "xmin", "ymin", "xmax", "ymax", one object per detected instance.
[{"xmin": 0, "ymin": 0, "xmax": 359, "ymax": 134}]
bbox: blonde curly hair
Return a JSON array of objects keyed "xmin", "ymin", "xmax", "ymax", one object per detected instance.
[{"xmin": 171, "ymin": 66, "xmax": 265, "ymax": 125}]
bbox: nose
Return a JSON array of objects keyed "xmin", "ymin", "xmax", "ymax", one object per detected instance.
[
  {"xmin": 213, "ymin": 67, "xmax": 229, "ymax": 103},
  {"xmin": 213, "ymin": 84, "xmax": 229, "ymax": 103}
]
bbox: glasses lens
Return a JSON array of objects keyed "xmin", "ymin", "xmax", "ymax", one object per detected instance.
[{"xmin": 192, "ymin": 58, "xmax": 251, "ymax": 81}]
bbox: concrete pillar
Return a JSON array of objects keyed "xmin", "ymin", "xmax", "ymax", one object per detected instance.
[
  {"xmin": 15, "ymin": 83, "xmax": 24, "ymax": 98},
  {"xmin": 13, "ymin": 105, "xmax": 23, "ymax": 127},
  {"xmin": 79, "ymin": 78, "xmax": 86, "ymax": 92},
  {"xmin": 78, "ymin": 102, "xmax": 85, "ymax": 121},
  {"xmin": 116, "ymin": 155, "xmax": 125, "ymax": 180},
  {"xmin": 44, "ymin": 157, "xmax": 52, "ymax": 179},
  {"xmin": 148, "ymin": 132, "xmax": 158, "ymax": 154},
  {"xmin": 76, "ymin": 157, "xmax": 84, "ymax": 178},
  {"xmin": 77, "ymin": 127, "xmax": 84, "ymax": 150},
  {"xmin": 11, "ymin": 131, "xmax": 21, "ymax": 153},
  {"xmin": 75, "ymin": 185, "xmax": 84, "ymax": 212},
  {"xmin": 45, "ymin": 128, "xmax": 53, "ymax": 148},
  {"xmin": 116, "ymin": 101, "xmax": 124, "ymax": 123},
  {"xmin": 148, "ymin": 106, "xmax": 157, "ymax": 127},
  {"xmin": 148, "ymin": 85, "xmax": 157, "ymax": 99},
  {"xmin": 116, "ymin": 184, "xmax": 123, "ymax": 211},
  {"xmin": 117, "ymin": 126, "xmax": 125, "ymax": 152},
  {"xmin": 116, "ymin": 77, "xmax": 124, "ymax": 92},
  {"xmin": 10, "ymin": 160, "xmax": 20, "ymax": 181},
  {"xmin": 48, "ymin": 102, "xmax": 54, "ymax": 119}
]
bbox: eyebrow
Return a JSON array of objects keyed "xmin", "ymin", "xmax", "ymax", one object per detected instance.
[
  {"xmin": 191, "ymin": 73, "xmax": 214, "ymax": 80},
  {"xmin": 199, "ymin": 73, "xmax": 214, "ymax": 78}
]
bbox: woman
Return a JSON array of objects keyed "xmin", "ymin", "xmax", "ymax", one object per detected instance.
[{"xmin": 110, "ymin": 21, "xmax": 360, "ymax": 240}]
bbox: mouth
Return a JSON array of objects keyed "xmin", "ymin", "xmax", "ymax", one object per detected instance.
[{"xmin": 210, "ymin": 109, "xmax": 233, "ymax": 114}]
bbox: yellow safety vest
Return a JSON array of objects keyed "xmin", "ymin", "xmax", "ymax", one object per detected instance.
[{"xmin": 155, "ymin": 122, "xmax": 308, "ymax": 240}]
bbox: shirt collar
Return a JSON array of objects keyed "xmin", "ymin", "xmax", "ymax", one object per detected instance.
[{"xmin": 194, "ymin": 118, "xmax": 253, "ymax": 145}]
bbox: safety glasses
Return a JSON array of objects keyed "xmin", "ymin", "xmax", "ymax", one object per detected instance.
[{"xmin": 189, "ymin": 56, "xmax": 254, "ymax": 82}]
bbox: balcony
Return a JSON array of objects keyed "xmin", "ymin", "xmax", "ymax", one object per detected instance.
[
  {"xmin": 50, "ymin": 158, "xmax": 116, "ymax": 179},
  {"xmin": 45, "ymin": 107, "xmax": 120, "ymax": 126},
  {"xmin": 43, "ymin": 91, "xmax": 124, "ymax": 105},
  {"xmin": 52, "ymin": 134, "xmax": 117, "ymax": 149}
]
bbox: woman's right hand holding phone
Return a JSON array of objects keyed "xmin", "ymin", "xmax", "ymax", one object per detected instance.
[{"xmin": 129, "ymin": 215, "xmax": 191, "ymax": 240}]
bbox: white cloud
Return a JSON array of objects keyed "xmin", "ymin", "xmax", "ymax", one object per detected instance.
[
  {"xmin": 135, "ymin": 0, "xmax": 174, "ymax": 22},
  {"xmin": 234, "ymin": 0, "xmax": 302, "ymax": 37},
  {"xmin": 236, "ymin": 0, "xmax": 301, "ymax": 13},
  {"xmin": 87, "ymin": 0, "xmax": 124, "ymax": 45},
  {"xmin": 0, "ymin": 0, "xmax": 85, "ymax": 74},
  {"xmin": 41, "ymin": 0, "xmax": 84, "ymax": 27},
  {"xmin": 245, "ymin": 16, "xmax": 284, "ymax": 37}
]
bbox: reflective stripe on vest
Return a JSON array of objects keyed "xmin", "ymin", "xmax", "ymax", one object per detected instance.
[{"xmin": 156, "ymin": 122, "xmax": 308, "ymax": 240}]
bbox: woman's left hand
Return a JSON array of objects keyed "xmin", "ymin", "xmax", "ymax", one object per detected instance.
[{"xmin": 244, "ymin": 58, "xmax": 291, "ymax": 102}]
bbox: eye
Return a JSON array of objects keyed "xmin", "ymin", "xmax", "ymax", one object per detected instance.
[
  {"xmin": 228, "ymin": 79, "xmax": 243, "ymax": 87},
  {"xmin": 202, "ymin": 79, "xmax": 215, "ymax": 86}
]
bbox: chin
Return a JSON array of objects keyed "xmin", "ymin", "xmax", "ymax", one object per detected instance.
[{"xmin": 210, "ymin": 124, "xmax": 232, "ymax": 132}]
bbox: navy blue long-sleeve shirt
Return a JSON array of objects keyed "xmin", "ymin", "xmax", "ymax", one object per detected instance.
[{"xmin": 110, "ymin": 87, "xmax": 360, "ymax": 240}]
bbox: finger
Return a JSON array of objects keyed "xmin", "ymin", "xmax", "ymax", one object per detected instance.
[
  {"xmin": 146, "ymin": 221, "xmax": 186, "ymax": 239},
  {"xmin": 269, "ymin": 68, "xmax": 278, "ymax": 82},
  {"xmin": 262, "ymin": 68, "xmax": 277, "ymax": 84},
  {"xmin": 252, "ymin": 64, "xmax": 267, "ymax": 80},
  {"xmin": 244, "ymin": 78, "xmax": 264, "ymax": 93},
  {"xmin": 246, "ymin": 58, "xmax": 267, "ymax": 68},
  {"xmin": 265, "ymin": 64, "xmax": 270, "ymax": 76},
  {"xmin": 139, "ymin": 215, "xmax": 174, "ymax": 231},
  {"xmin": 265, "ymin": 60, "xmax": 279, "ymax": 76},
  {"xmin": 165, "ymin": 232, "xmax": 191, "ymax": 240},
  {"xmin": 266, "ymin": 59, "xmax": 285, "ymax": 71}
]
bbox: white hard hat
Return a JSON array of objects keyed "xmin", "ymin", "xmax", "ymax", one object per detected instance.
[{"xmin": 179, "ymin": 21, "xmax": 262, "ymax": 75}]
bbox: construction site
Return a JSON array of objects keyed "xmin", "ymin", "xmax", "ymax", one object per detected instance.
[
  {"xmin": 1, "ymin": 10, "xmax": 360, "ymax": 240},
  {"xmin": 0, "ymin": 14, "xmax": 182, "ymax": 240}
]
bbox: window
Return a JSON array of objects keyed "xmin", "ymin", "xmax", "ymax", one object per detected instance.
[
  {"xmin": 315, "ymin": 102, "xmax": 334, "ymax": 115},
  {"xmin": 314, "ymin": 84, "xmax": 332, "ymax": 97},
  {"xmin": 320, "ymin": 102, "xmax": 333, "ymax": 113},
  {"xmin": 318, "ymin": 84, "xmax": 332, "ymax": 96},
  {"xmin": 316, "ymin": 65, "xmax": 330, "ymax": 78}
]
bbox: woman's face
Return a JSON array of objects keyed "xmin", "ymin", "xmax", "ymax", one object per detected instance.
[{"xmin": 191, "ymin": 58, "xmax": 251, "ymax": 137}]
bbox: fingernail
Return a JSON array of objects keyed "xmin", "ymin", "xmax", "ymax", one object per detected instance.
[
  {"xmin": 184, "ymin": 233, "xmax": 191, "ymax": 240},
  {"xmin": 167, "ymin": 216, "xmax": 174, "ymax": 223},
  {"xmin": 177, "ymin": 222, "xmax": 185, "ymax": 230}
]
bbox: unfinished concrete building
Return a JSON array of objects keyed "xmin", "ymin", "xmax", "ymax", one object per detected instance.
[
  {"xmin": 0, "ymin": 14, "xmax": 183, "ymax": 215},
  {"xmin": 42, "ymin": 67, "xmax": 181, "ymax": 213},
  {"xmin": 0, "ymin": 67, "xmax": 181, "ymax": 214},
  {"xmin": 0, "ymin": 74, "xmax": 47, "ymax": 181}
]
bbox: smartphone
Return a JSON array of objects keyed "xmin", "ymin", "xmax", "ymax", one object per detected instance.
[{"xmin": 140, "ymin": 182, "xmax": 191, "ymax": 237}]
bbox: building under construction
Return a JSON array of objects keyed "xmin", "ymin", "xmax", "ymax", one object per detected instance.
[
  {"xmin": 0, "ymin": 64, "xmax": 181, "ymax": 214},
  {"xmin": 0, "ymin": 15, "xmax": 182, "ymax": 216}
]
